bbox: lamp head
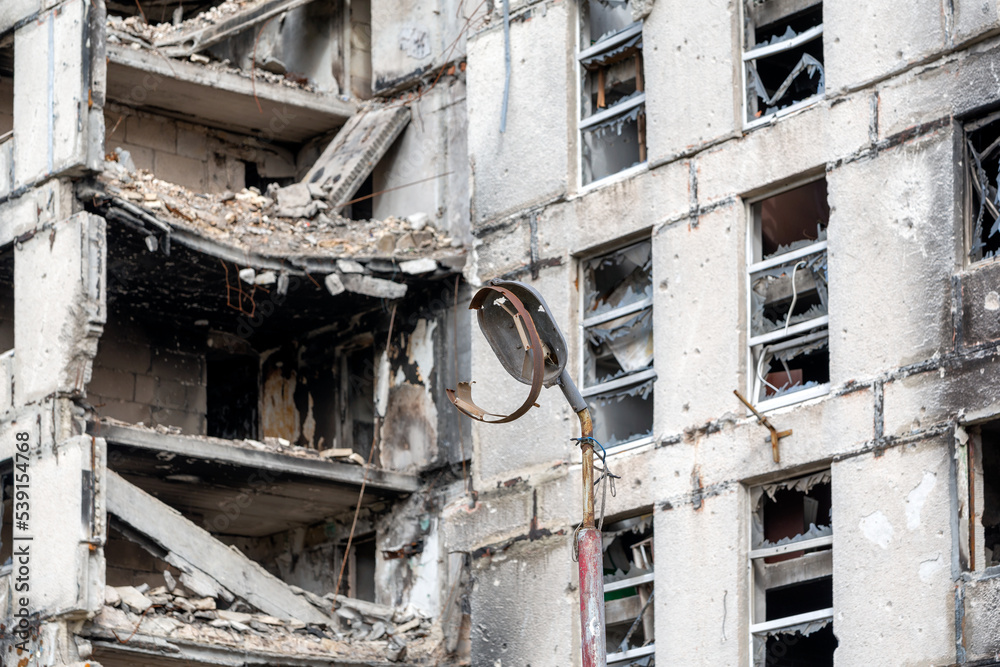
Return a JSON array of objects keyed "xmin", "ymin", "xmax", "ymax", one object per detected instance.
[{"xmin": 472, "ymin": 279, "xmax": 568, "ymax": 388}]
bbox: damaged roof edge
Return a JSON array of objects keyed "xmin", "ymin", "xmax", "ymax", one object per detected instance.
[
  {"xmin": 78, "ymin": 182, "xmax": 464, "ymax": 278},
  {"xmin": 94, "ymin": 423, "xmax": 421, "ymax": 494}
]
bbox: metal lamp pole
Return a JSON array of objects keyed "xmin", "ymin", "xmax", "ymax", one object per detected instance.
[{"xmin": 447, "ymin": 280, "xmax": 607, "ymax": 666}]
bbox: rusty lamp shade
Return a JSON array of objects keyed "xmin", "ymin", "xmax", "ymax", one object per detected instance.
[
  {"xmin": 447, "ymin": 279, "xmax": 586, "ymax": 424},
  {"xmin": 474, "ymin": 280, "xmax": 568, "ymax": 388}
]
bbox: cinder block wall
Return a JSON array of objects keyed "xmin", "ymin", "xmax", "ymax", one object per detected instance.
[
  {"xmin": 104, "ymin": 110, "xmax": 245, "ymax": 194},
  {"xmin": 88, "ymin": 319, "xmax": 207, "ymax": 434}
]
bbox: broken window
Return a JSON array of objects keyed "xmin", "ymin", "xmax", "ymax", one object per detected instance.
[
  {"xmin": 747, "ymin": 178, "xmax": 830, "ymax": 409},
  {"xmin": 964, "ymin": 110, "xmax": 1000, "ymax": 262},
  {"xmin": 603, "ymin": 514, "xmax": 654, "ymax": 665},
  {"xmin": 957, "ymin": 421, "xmax": 1000, "ymax": 570},
  {"xmin": 750, "ymin": 471, "xmax": 837, "ymax": 667},
  {"xmin": 581, "ymin": 240, "xmax": 655, "ymax": 450},
  {"xmin": 578, "ymin": 0, "xmax": 646, "ymax": 186},
  {"xmin": 743, "ymin": 0, "xmax": 824, "ymax": 124},
  {"xmin": 0, "ymin": 40, "xmax": 12, "ymax": 197}
]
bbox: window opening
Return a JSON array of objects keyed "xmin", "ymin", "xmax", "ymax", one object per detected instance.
[
  {"xmin": 743, "ymin": 0, "xmax": 824, "ymax": 124},
  {"xmin": 581, "ymin": 240, "xmax": 655, "ymax": 450},
  {"xmin": 750, "ymin": 471, "xmax": 836, "ymax": 667},
  {"xmin": 207, "ymin": 354, "xmax": 260, "ymax": 440},
  {"xmin": 964, "ymin": 110, "xmax": 1000, "ymax": 262},
  {"xmin": 578, "ymin": 0, "xmax": 646, "ymax": 186},
  {"xmin": 747, "ymin": 178, "xmax": 830, "ymax": 410},
  {"xmin": 959, "ymin": 421, "xmax": 1000, "ymax": 570},
  {"xmin": 603, "ymin": 514, "xmax": 654, "ymax": 665}
]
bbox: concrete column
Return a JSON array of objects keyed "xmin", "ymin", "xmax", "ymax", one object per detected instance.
[
  {"xmin": 14, "ymin": 212, "xmax": 106, "ymax": 406},
  {"xmin": 12, "ymin": 0, "xmax": 105, "ymax": 190}
]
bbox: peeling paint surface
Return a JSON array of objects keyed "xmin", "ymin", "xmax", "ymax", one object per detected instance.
[
  {"xmin": 905, "ymin": 471, "xmax": 936, "ymax": 530},
  {"xmin": 860, "ymin": 511, "xmax": 894, "ymax": 550}
]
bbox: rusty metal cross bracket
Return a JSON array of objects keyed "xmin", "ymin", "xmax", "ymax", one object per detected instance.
[{"xmin": 733, "ymin": 390, "xmax": 792, "ymax": 463}]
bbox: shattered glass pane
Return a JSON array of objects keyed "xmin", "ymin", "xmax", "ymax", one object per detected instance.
[
  {"xmin": 753, "ymin": 335, "xmax": 829, "ymax": 403},
  {"xmin": 745, "ymin": 4, "xmax": 824, "ymax": 121},
  {"xmin": 752, "ymin": 477, "xmax": 832, "ymax": 555},
  {"xmin": 582, "ymin": 107, "xmax": 644, "ymax": 186},
  {"xmin": 584, "ymin": 241, "xmax": 652, "ymax": 317},
  {"xmin": 753, "ymin": 622, "xmax": 836, "ymax": 667},
  {"xmin": 584, "ymin": 307, "xmax": 653, "ymax": 387},
  {"xmin": 582, "ymin": 0, "xmax": 634, "ymax": 48},
  {"xmin": 581, "ymin": 59, "xmax": 640, "ymax": 121},
  {"xmin": 750, "ymin": 251, "xmax": 827, "ymax": 337},
  {"xmin": 965, "ymin": 113, "xmax": 1000, "ymax": 261},
  {"xmin": 588, "ymin": 380, "xmax": 653, "ymax": 448}
]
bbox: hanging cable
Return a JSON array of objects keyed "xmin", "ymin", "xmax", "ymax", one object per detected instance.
[{"xmin": 783, "ymin": 260, "xmax": 807, "ymax": 335}]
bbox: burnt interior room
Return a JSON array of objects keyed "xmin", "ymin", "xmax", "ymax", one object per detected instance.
[{"xmin": 90, "ymin": 219, "xmax": 397, "ymax": 442}]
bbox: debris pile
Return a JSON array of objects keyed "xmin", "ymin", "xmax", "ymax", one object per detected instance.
[
  {"xmin": 89, "ymin": 581, "xmax": 435, "ymax": 663},
  {"xmin": 108, "ymin": 0, "xmax": 282, "ymax": 46},
  {"xmin": 90, "ymin": 158, "xmax": 464, "ymax": 262}
]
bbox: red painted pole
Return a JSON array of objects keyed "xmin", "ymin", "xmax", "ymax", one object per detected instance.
[
  {"xmin": 578, "ymin": 527, "xmax": 607, "ymax": 667},
  {"xmin": 576, "ymin": 408, "xmax": 606, "ymax": 666}
]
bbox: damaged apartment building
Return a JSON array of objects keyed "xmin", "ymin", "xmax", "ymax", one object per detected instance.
[{"xmin": 5, "ymin": 0, "xmax": 1000, "ymax": 665}]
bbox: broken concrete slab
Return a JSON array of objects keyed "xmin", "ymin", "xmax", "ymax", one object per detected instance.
[
  {"xmin": 341, "ymin": 273, "xmax": 408, "ymax": 298},
  {"xmin": 105, "ymin": 44, "xmax": 355, "ymax": 144},
  {"xmin": 399, "ymin": 258, "xmax": 438, "ymax": 275},
  {"xmin": 106, "ymin": 470, "xmax": 335, "ymax": 626},
  {"xmin": 303, "ymin": 106, "xmax": 412, "ymax": 208},
  {"xmin": 337, "ymin": 258, "xmax": 366, "ymax": 273},
  {"xmin": 116, "ymin": 586, "xmax": 153, "ymax": 614},
  {"xmin": 104, "ymin": 586, "xmax": 121, "ymax": 607},
  {"xmin": 325, "ymin": 273, "xmax": 346, "ymax": 296},
  {"xmin": 276, "ymin": 182, "xmax": 312, "ymax": 209}
]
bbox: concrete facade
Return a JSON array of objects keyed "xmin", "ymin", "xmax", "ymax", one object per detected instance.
[{"xmin": 1, "ymin": 0, "xmax": 999, "ymax": 666}]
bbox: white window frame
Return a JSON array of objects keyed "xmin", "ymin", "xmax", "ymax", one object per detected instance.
[
  {"xmin": 747, "ymin": 472, "xmax": 834, "ymax": 667},
  {"xmin": 603, "ymin": 515, "xmax": 655, "ymax": 663},
  {"xmin": 576, "ymin": 5, "xmax": 647, "ymax": 190},
  {"xmin": 741, "ymin": 0, "xmax": 824, "ymax": 130},
  {"xmin": 579, "ymin": 240, "xmax": 656, "ymax": 453},
  {"xmin": 744, "ymin": 177, "xmax": 830, "ymax": 412}
]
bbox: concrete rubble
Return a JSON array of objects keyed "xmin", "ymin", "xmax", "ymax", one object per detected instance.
[
  {"xmin": 89, "ymin": 163, "xmax": 460, "ymax": 260},
  {"xmin": 88, "ymin": 582, "xmax": 438, "ymax": 663}
]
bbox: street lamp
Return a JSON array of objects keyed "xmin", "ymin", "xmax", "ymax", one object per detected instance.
[{"xmin": 447, "ymin": 279, "xmax": 607, "ymax": 667}]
